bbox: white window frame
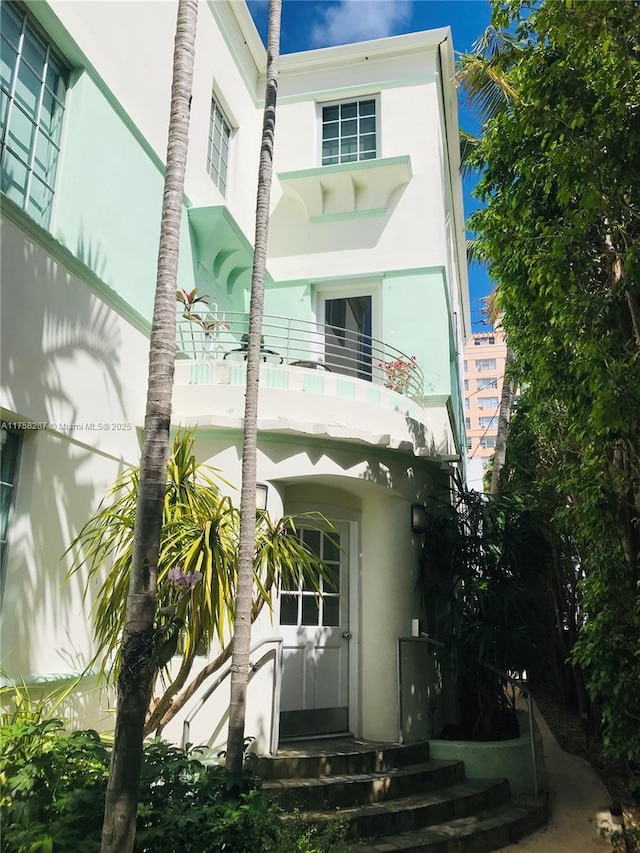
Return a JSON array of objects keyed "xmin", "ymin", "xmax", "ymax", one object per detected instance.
[
  {"xmin": 318, "ymin": 95, "xmax": 379, "ymax": 167},
  {"xmin": 476, "ymin": 377, "xmax": 498, "ymax": 391},
  {"xmin": 207, "ymin": 94, "xmax": 232, "ymax": 195},
  {"xmin": 475, "ymin": 358, "xmax": 497, "ymax": 372},
  {"xmin": 478, "ymin": 396, "xmax": 499, "ymax": 410}
]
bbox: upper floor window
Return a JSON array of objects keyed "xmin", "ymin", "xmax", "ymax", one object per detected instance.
[
  {"xmin": 463, "ymin": 360, "xmax": 468, "ymax": 372},
  {"xmin": 464, "ymin": 379, "xmax": 469, "ymax": 391},
  {"xmin": 321, "ymin": 98, "xmax": 376, "ymax": 166},
  {"xmin": 474, "ymin": 336, "xmax": 495, "ymax": 346},
  {"xmin": 478, "ymin": 396, "xmax": 499, "ymax": 410},
  {"xmin": 476, "ymin": 377, "xmax": 497, "ymax": 390},
  {"xmin": 480, "ymin": 435, "xmax": 497, "ymax": 449},
  {"xmin": 465, "ymin": 417, "xmax": 471, "ymax": 429},
  {"xmin": 1, "ymin": 1, "xmax": 69, "ymax": 227},
  {"xmin": 207, "ymin": 96, "xmax": 230, "ymax": 194},
  {"xmin": 478, "ymin": 415, "xmax": 497, "ymax": 429},
  {"xmin": 475, "ymin": 358, "xmax": 496, "ymax": 371}
]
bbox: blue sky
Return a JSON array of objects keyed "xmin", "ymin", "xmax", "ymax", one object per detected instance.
[{"xmin": 247, "ymin": 0, "xmax": 494, "ymax": 332}]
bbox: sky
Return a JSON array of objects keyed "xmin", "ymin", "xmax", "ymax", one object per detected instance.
[{"xmin": 246, "ymin": 0, "xmax": 494, "ymax": 332}]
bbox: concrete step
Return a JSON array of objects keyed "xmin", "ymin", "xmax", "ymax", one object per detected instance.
[
  {"xmin": 254, "ymin": 739, "xmax": 432, "ymax": 781},
  {"xmin": 293, "ymin": 778, "xmax": 512, "ymax": 839},
  {"xmin": 348, "ymin": 794, "xmax": 550, "ymax": 852},
  {"xmin": 262, "ymin": 758, "xmax": 465, "ymax": 809}
]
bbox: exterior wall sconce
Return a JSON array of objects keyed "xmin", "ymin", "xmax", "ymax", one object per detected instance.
[
  {"xmin": 411, "ymin": 503, "xmax": 428, "ymax": 534},
  {"xmin": 256, "ymin": 482, "xmax": 269, "ymax": 512}
]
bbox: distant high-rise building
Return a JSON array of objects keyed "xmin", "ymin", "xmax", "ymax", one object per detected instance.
[{"xmin": 463, "ymin": 329, "xmax": 508, "ymax": 489}]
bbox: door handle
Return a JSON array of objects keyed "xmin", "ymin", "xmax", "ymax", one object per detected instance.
[{"xmin": 341, "ymin": 631, "xmax": 352, "ymax": 640}]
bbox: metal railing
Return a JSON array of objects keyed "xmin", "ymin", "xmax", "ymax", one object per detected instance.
[
  {"xmin": 181, "ymin": 637, "xmax": 283, "ymax": 756},
  {"xmin": 176, "ymin": 311, "xmax": 425, "ymax": 399}
]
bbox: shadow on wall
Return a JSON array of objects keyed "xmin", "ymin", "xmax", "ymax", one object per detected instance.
[
  {"xmin": 267, "ymin": 181, "xmax": 408, "ymax": 259},
  {"xmin": 0, "ymin": 224, "xmax": 133, "ymax": 690}
]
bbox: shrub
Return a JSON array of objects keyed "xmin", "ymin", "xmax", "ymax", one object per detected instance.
[{"xmin": 0, "ymin": 722, "xmax": 345, "ymax": 852}]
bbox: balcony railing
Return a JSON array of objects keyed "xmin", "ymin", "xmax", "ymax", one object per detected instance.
[{"xmin": 177, "ymin": 311, "xmax": 425, "ymax": 399}]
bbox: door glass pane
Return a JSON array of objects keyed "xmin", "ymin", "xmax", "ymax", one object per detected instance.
[
  {"xmin": 323, "ymin": 533, "xmax": 341, "ymax": 563},
  {"xmin": 323, "ymin": 596, "xmax": 340, "ymax": 627},
  {"xmin": 303, "ymin": 528, "xmax": 321, "ymax": 556},
  {"xmin": 301, "ymin": 595, "xmax": 319, "ymax": 626},
  {"xmin": 324, "ymin": 295, "xmax": 372, "ymax": 380},
  {"xmin": 280, "ymin": 594, "xmax": 298, "ymax": 625},
  {"xmin": 324, "ymin": 564, "xmax": 340, "ymax": 594}
]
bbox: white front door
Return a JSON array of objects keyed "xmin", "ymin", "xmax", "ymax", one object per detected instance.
[{"xmin": 279, "ymin": 523, "xmax": 350, "ymax": 738}]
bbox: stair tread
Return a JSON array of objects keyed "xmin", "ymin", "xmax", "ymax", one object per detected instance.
[
  {"xmin": 348, "ymin": 795, "xmax": 548, "ymax": 851},
  {"xmin": 288, "ymin": 778, "xmax": 509, "ymax": 821},
  {"xmin": 261, "ymin": 759, "xmax": 463, "ymax": 790}
]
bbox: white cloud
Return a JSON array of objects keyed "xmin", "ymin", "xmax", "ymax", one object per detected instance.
[{"xmin": 310, "ymin": 0, "xmax": 414, "ymax": 48}]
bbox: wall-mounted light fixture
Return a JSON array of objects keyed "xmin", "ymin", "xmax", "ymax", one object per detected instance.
[
  {"xmin": 411, "ymin": 503, "xmax": 428, "ymax": 534},
  {"xmin": 256, "ymin": 482, "xmax": 269, "ymax": 512}
]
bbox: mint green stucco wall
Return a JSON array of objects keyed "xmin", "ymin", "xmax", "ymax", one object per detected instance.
[
  {"xmin": 382, "ymin": 269, "xmax": 451, "ymax": 397},
  {"xmin": 53, "ymin": 72, "xmax": 194, "ymax": 322}
]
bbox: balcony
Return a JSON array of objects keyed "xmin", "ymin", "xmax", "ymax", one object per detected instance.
[
  {"xmin": 177, "ymin": 311, "xmax": 422, "ymax": 394},
  {"xmin": 173, "ymin": 312, "xmax": 456, "ymax": 456}
]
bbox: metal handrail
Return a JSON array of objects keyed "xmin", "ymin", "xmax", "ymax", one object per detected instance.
[
  {"xmin": 176, "ymin": 310, "xmax": 425, "ymax": 399},
  {"xmin": 181, "ymin": 636, "xmax": 283, "ymax": 756},
  {"xmin": 404, "ymin": 634, "xmax": 539, "ymax": 796}
]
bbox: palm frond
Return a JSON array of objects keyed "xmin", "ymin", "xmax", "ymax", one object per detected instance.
[{"xmin": 455, "ymin": 54, "xmax": 517, "ymax": 125}]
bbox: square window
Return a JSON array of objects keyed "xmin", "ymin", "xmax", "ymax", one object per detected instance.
[{"xmin": 321, "ymin": 97, "xmax": 377, "ymax": 166}]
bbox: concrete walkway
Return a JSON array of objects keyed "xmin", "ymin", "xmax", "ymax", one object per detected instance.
[{"xmin": 502, "ymin": 702, "xmax": 613, "ymax": 851}]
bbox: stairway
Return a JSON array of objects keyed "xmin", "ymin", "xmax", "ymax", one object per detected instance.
[{"xmin": 254, "ymin": 737, "xmax": 548, "ymax": 852}]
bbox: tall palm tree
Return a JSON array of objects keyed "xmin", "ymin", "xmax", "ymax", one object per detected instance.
[
  {"xmin": 226, "ymin": 0, "xmax": 283, "ymax": 776},
  {"xmin": 100, "ymin": 2, "xmax": 198, "ymax": 851},
  {"xmin": 456, "ymin": 25, "xmax": 520, "ymax": 495}
]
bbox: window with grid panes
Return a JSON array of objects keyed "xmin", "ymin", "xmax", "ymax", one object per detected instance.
[
  {"xmin": 321, "ymin": 98, "xmax": 376, "ymax": 166},
  {"xmin": 279, "ymin": 528, "xmax": 341, "ymax": 628},
  {"xmin": 1, "ymin": 1, "xmax": 69, "ymax": 228},
  {"xmin": 478, "ymin": 415, "xmax": 497, "ymax": 429},
  {"xmin": 476, "ymin": 377, "xmax": 497, "ymax": 390},
  {"xmin": 475, "ymin": 358, "xmax": 496, "ymax": 371},
  {"xmin": 481, "ymin": 435, "xmax": 497, "ymax": 449},
  {"xmin": 478, "ymin": 396, "xmax": 499, "ymax": 410},
  {"xmin": 207, "ymin": 97, "xmax": 230, "ymax": 194}
]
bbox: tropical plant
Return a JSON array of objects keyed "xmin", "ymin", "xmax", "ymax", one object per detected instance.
[
  {"xmin": 1, "ymin": 720, "xmax": 348, "ymax": 853},
  {"xmin": 465, "ymin": 0, "xmax": 640, "ymax": 774},
  {"xmin": 228, "ymin": 0, "xmax": 283, "ymax": 776},
  {"xmin": 418, "ymin": 476, "xmax": 545, "ymax": 738},
  {"xmin": 99, "ymin": 2, "xmax": 199, "ymax": 849},
  {"xmin": 68, "ymin": 430, "xmax": 333, "ymax": 738}
]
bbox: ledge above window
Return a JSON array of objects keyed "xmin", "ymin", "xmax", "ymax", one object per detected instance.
[{"xmin": 277, "ymin": 155, "xmax": 412, "ymax": 222}]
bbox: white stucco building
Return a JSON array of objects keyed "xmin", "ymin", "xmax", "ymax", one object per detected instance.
[{"xmin": 0, "ymin": 0, "xmax": 469, "ymax": 752}]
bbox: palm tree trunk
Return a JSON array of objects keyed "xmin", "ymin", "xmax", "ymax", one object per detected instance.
[
  {"xmin": 100, "ymin": 2, "xmax": 198, "ymax": 850},
  {"xmin": 490, "ymin": 346, "xmax": 516, "ymax": 494},
  {"xmin": 226, "ymin": 0, "xmax": 282, "ymax": 776}
]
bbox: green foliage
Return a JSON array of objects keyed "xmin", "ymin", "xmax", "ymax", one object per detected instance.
[
  {"xmin": 0, "ymin": 721, "xmax": 346, "ymax": 853},
  {"xmin": 67, "ymin": 429, "xmax": 335, "ymax": 735},
  {"xmin": 418, "ymin": 478, "xmax": 546, "ymax": 736},
  {"xmin": 0, "ymin": 719, "xmax": 109, "ymax": 853},
  {"xmin": 461, "ymin": 0, "xmax": 640, "ymax": 770}
]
